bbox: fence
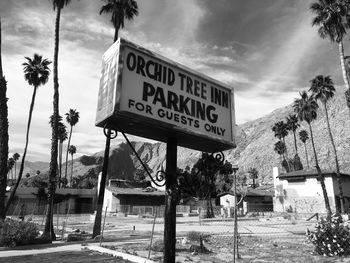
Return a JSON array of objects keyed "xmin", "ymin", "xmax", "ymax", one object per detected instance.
[{"xmin": 5, "ymin": 201, "xmax": 350, "ymax": 262}]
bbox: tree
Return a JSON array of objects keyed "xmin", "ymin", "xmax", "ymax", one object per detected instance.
[
  {"xmin": 293, "ymin": 91, "xmax": 331, "ymax": 216},
  {"xmin": 299, "ymin": 129, "xmax": 310, "ymax": 169},
  {"xmin": 247, "ymin": 167, "xmax": 258, "ymax": 189},
  {"xmin": 274, "ymin": 140, "xmax": 286, "ymax": 164},
  {"xmin": 7, "ymin": 157, "xmax": 14, "ymax": 180},
  {"xmin": 12, "ymin": 153, "xmax": 20, "ymax": 179},
  {"xmin": 100, "ymin": 0, "xmax": 139, "ymax": 42},
  {"xmin": 0, "ymin": 17, "xmax": 9, "ymax": 219},
  {"xmin": 44, "ymin": 0, "xmax": 72, "ymax": 242},
  {"xmin": 5, "ymin": 54, "xmax": 51, "ymax": 216},
  {"xmin": 68, "ymin": 145, "xmax": 76, "ymax": 187},
  {"xmin": 272, "ymin": 121, "xmax": 291, "ymax": 171},
  {"xmin": 57, "ymin": 119, "xmax": 67, "ymax": 187},
  {"xmin": 93, "ymin": 0, "xmax": 139, "ymax": 238},
  {"xmin": 64, "ymin": 109, "xmax": 79, "ymax": 185},
  {"xmin": 309, "ymin": 74, "xmax": 345, "ymax": 213},
  {"xmin": 286, "ymin": 115, "xmax": 300, "ymax": 154},
  {"xmin": 310, "ymin": 0, "xmax": 350, "ymax": 112}
]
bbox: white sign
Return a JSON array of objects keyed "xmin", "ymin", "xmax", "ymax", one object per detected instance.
[{"xmin": 96, "ymin": 38, "xmax": 236, "ymax": 152}]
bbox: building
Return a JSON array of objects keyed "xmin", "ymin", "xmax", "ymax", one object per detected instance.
[
  {"xmin": 273, "ymin": 167, "xmax": 350, "ymax": 214},
  {"xmin": 103, "ymin": 179, "xmax": 165, "ymax": 216}
]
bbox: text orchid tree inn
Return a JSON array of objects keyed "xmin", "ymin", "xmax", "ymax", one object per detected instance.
[{"xmin": 96, "ymin": 38, "xmax": 236, "ymax": 152}]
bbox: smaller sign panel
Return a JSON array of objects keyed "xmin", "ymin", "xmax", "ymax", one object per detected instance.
[{"xmin": 96, "ymin": 38, "xmax": 236, "ymax": 152}]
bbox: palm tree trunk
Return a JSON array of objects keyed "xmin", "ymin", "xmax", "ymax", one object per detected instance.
[
  {"xmin": 70, "ymin": 154, "xmax": 73, "ymax": 187},
  {"xmin": 293, "ymin": 131, "xmax": 298, "ymax": 154},
  {"xmin": 308, "ymin": 122, "xmax": 331, "ymax": 216},
  {"xmin": 64, "ymin": 125, "xmax": 72, "ymax": 185},
  {"xmin": 324, "ymin": 103, "xmax": 344, "ymax": 213},
  {"xmin": 282, "ymin": 137, "xmax": 291, "ymax": 171},
  {"xmin": 5, "ymin": 86, "xmax": 37, "ymax": 215},
  {"xmin": 113, "ymin": 19, "xmax": 120, "ymax": 43},
  {"xmin": 43, "ymin": 6, "xmax": 61, "ymax": 241},
  {"xmin": 0, "ymin": 17, "xmax": 9, "ymax": 219},
  {"xmin": 304, "ymin": 143, "xmax": 309, "ymax": 169},
  {"xmin": 338, "ymin": 41, "xmax": 350, "ymax": 112},
  {"xmin": 58, "ymin": 141, "xmax": 62, "ymax": 188}
]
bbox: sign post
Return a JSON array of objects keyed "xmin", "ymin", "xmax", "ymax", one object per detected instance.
[{"xmin": 95, "ymin": 38, "xmax": 236, "ymax": 263}]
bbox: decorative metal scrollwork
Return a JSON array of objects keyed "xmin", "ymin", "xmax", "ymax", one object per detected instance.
[
  {"xmin": 210, "ymin": 151, "xmax": 225, "ymax": 164},
  {"xmin": 116, "ymin": 124, "xmax": 166, "ymax": 187},
  {"xmin": 103, "ymin": 125, "xmax": 118, "ymax": 139}
]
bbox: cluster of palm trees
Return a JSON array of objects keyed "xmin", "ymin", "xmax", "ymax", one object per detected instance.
[
  {"xmin": 273, "ymin": 74, "xmax": 344, "ymax": 215},
  {"xmin": 0, "ymin": 0, "xmax": 139, "ymax": 241}
]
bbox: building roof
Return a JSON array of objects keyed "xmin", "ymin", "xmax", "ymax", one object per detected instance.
[
  {"xmin": 277, "ymin": 169, "xmax": 350, "ymax": 181},
  {"xmin": 106, "ymin": 186, "xmax": 165, "ymax": 197},
  {"xmin": 218, "ymin": 184, "xmax": 275, "ymax": 198}
]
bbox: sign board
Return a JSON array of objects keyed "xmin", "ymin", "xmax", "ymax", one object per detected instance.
[{"xmin": 96, "ymin": 38, "xmax": 236, "ymax": 152}]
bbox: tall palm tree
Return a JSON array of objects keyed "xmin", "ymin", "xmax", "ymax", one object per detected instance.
[
  {"xmin": 5, "ymin": 54, "xmax": 51, "ymax": 215},
  {"xmin": 94, "ymin": 0, "xmax": 139, "ymax": 238},
  {"xmin": 286, "ymin": 114, "xmax": 300, "ymax": 155},
  {"xmin": 45, "ymin": 0, "xmax": 71, "ymax": 241},
  {"xmin": 310, "ymin": 0, "xmax": 350, "ymax": 112},
  {"xmin": 293, "ymin": 91, "xmax": 331, "ymax": 216},
  {"xmin": 68, "ymin": 145, "xmax": 76, "ymax": 187},
  {"xmin": 0, "ymin": 17, "xmax": 9, "ymax": 219},
  {"xmin": 248, "ymin": 167, "xmax": 258, "ymax": 189},
  {"xmin": 299, "ymin": 130, "xmax": 310, "ymax": 169},
  {"xmin": 12, "ymin": 153, "xmax": 20, "ymax": 179},
  {"xmin": 272, "ymin": 121, "xmax": 291, "ymax": 171},
  {"xmin": 100, "ymin": 0, "xmax": 139, "ymax": 42},
  {"xmin": 64, "ymin": 109, "xmax": 79, "ymax": 185},
  {"xmin": 309, "ymin": 75, "xmax": 344, "ymax": 213},
  {"xmin": 57, "ymin": 121, "xmax": 67, "ymax": 188}
]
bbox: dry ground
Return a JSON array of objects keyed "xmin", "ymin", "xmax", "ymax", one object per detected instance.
[{"xmin": 1, "ymin": 250, "xmax": 132, "ymax": 263}]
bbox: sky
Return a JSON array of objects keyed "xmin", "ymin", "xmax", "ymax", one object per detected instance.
[{"xmin": 0, "ymin": 0, "xmax": 348, "ymax": 162}]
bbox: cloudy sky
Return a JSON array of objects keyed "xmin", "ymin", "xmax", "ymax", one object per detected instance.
[{"xmin": 0, "ymin": 0, "xmax": 348, "ymax": 161}]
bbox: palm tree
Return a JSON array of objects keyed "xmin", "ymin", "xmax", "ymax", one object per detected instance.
[
  {"xmin": 274, "ymin": 140, "xmax": 286, "ymax": 164},
  {"xmin": 310, "ymin": 0, "xmax": 350, "ymax": 112},
  {"xmin": 68, "ymin": 145, "xmax": 76, "ymax": 187},
  {"xmin": 94, "ymin": 0, "xmax": 139, "ymax": 238},
  {"xmin": 64, "ymin": 109, "xmax": 79, "ymax": 185},
  {"xmin": 5, "ymin": 54, "xmax": 51, "ymax": 215},
  {"xmin": 293, "ymin": 91, "xmax": 331, "ymax": 216},
  {"xmin": 100, "ymin": 0, "xmax": 139, "ymax": 42},
  {"xmin": 0, "ymin": 17, "xmax": 9, "ymax": 219},
  {"xmin": 309, "ymin": 75, "xmax": 345, "ymax": 213},
  {"xmin": 12, "ymin": 153, "xmax": 20, "ymax": 179},
  {"xmin": 286, "ymin": 114, "xmax": 300, "ymax": 155},
  {"xmin": 299, "ymin": 130, "xmax": 310, "ymax": 169},
  {"xmin": 248, "ymin": 167, "xmax": 258, "ymax": 189},
  {"xmin": 44, "ymin": 0, "xmax": 72, "ymax": 241},
  {"xmin": 7, "ymin": 157, "xmax": 14, "ymax": 180},
  {"xmin": 57, "ymin": 121, "xmax": 67, "ymax": 188},
  {"xmin": 272, "ymin": 121, "xmax": 291, "ymax": 171}
]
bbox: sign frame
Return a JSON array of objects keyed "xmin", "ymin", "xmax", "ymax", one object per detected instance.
[{"xmin": 96, "ymin": 38, "xmax": 236, "ymax": 152}]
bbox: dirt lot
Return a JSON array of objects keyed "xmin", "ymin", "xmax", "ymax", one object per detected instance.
[{"xmin": 2, "ymin": 250, "xmax": 132, "ymax": 263}]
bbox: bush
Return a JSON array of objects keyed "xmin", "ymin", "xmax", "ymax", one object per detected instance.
[
  {"xmin": 0, "ymin": 218, "xmax": 40, "ymax": 247},
  {"xmin": 147, "ymin": 239, "xmax": 164, "ymax": 252},
  {"xmin": 186, "ymin": 231, "xmax": 211, "ymax": 242},
  {"xmin": 307, "ymin": 213, "xmax": 350, "ymax": 257}
]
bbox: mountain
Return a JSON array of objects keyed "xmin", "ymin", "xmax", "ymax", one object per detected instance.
[{"xmin": 24, "ymin": 86, "xmax": 350, "ymax": 185}]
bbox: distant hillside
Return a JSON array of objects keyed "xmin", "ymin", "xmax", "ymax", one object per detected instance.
[{"xmin": 24, "ymin": 86, "xmax": 350, "ymax": 185}]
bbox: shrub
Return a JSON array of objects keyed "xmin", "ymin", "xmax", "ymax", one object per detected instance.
[
  {"xmin": 186, "ymin": 231, "xmax": 211, "ymax": 242},
  {"xmin": 147, "ymin": 239, "xmax": 164, "ymax": 252},
  {"xmin": 307, "ymin": 213, "xmax": 350, "ymax": 257},
  {"xmin": 0, "ymin": 218, "xmax": 40, "ymax": 247}
]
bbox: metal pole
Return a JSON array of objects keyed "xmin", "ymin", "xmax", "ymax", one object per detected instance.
[
  {"xmin": 163, "ymin": 137, "xmax": 177, "ymax": 263},
  {"xmin": 148, "ymin": 206, "xmax": 158, "ymax": 259},
  {"xmin": 232, "ymin": 166, "xmax": 238, "ymax": 263},
  {"xmin": 93, "ymin": 128, "xmax": 112, "ymax": 237},
  {"xmin": 100, "ymin": 206, "xmax": 108, "ymax": 246}
]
